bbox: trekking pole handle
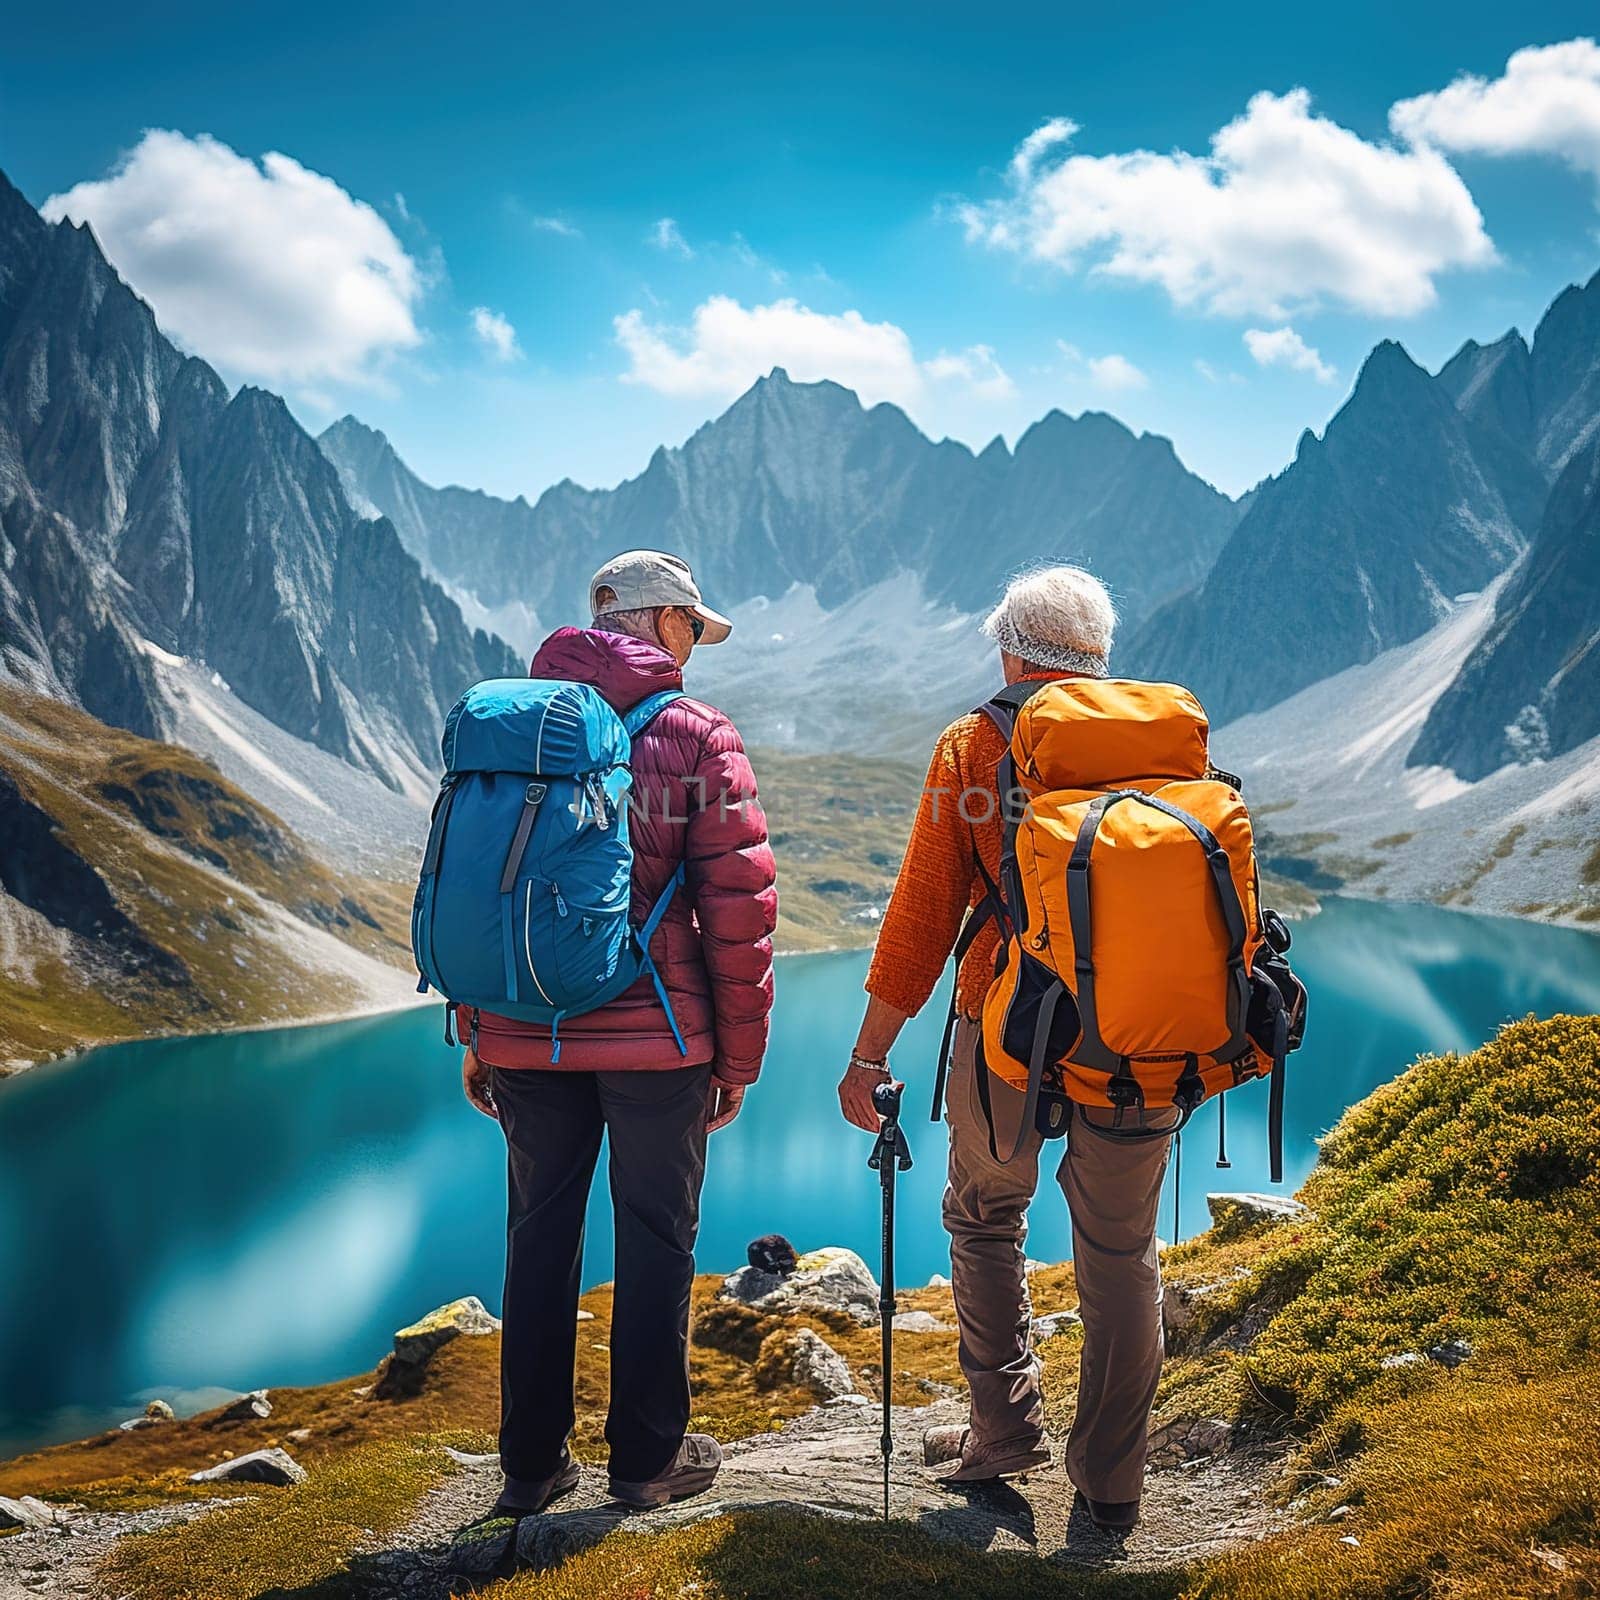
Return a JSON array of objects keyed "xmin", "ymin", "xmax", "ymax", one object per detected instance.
[{"xmin": 870, "ymin": 1081, "xmax": 914, "ymax": 1173}]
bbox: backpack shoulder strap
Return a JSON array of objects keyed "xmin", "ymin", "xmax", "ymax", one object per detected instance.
[
  {"xmin": 929, "ymin": 681, "xmax": 1053, "ymax": 1123},
  {"xmin": 975, "ymin": 678, "xmax": 1045, "ymax": 740},
  {"xmin": 623, "ymin": 689, "xmax": 685, "ymax": 739}
]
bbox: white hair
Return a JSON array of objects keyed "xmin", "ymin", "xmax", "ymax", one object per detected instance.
[{"xmin": 982, "ymin": 565, "xmax": 1116, "ymax": 676}]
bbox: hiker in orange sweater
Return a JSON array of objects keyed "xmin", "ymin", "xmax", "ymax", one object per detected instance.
[{"xmin": 838, "ymin": 565, "xmax": 1177, "ymax": 1534}]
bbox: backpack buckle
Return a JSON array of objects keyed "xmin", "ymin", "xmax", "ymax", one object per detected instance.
[{"xmin": 1105, "ymin": 1076, "xmax": 1143, "ymax": 1109}]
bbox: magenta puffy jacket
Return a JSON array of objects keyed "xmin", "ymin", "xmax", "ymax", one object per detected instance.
[{"xmin": 460, "ymin": 627, "xmax": 777, "ymax": 1085}]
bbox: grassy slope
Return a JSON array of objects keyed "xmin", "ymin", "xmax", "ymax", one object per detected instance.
[
  {"xmin": 0, "ymin": 685, "xmax": 413, "ymax": 1070},
  {"xmin": 755, "ymin": 748, "xmax": 922, "ymax": 952},
  {"xmin": 9, "ymin": 1014, "xmax": 1595, "ymax": 1599}
]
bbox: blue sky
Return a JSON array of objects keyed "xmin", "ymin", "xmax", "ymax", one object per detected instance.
[{"xmin": 5, "ymin": 1, "xmax": 1600, "ymax": 499}]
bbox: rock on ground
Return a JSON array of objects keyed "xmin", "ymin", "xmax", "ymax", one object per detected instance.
[
  {"xmin": 120, "ymin": 1397, "xmax": 178, "ymax": 1431},
  {"xmin": 1146, "ymin": 1415, "xmax": 1235, "ymax": 1468},
  {"xmin": 720, "ymin": 1246, "xmax": 880, "ymax": 1324},
  {"xmin": 1163, "ymin": 1269, "xmax": 1252, "ymax": 1345},
  {"xmin": 391, "ymin": 1296, "xmax": 501, "ymax": 1365},
  {"xmin": 212, "ymin": 1388, "xmax": 273, "ymax": 1423},
  {"xmin": 789, "ymin": 1328, "xmax": 857, "ymax": 1399},
  {"xmin": 0, "ymin": 1494, "xmax": 63, "ymax": 1531},
  {"xmin": 1205, "ymin": 1193, "xmax": 1308, "ymax": 1240},
  {"xmin": 893, "ymin": 1310, "xmax": 949, "ymax": 1333},
  {"xmin": 1031, "ymin": 1310, "xmax": 1082, "ymax": 1345},
  {"xmin": 189, "ymin": 1446, "xmax": 307, "ymax": 1486}
]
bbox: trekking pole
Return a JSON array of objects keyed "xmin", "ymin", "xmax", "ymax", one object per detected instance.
[
  {"xmin": 867, "ymin": 1079, "xmax": 913, "ymax": 1522},
  {"xmin": 1172, "ymin": 1128, "xmax": 1183, "ymax": 1245}
]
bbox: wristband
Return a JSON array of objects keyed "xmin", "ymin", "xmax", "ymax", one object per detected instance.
[{"xmin": 848, "ymin": 1052, "xmax": 891, "ymax": 1075}]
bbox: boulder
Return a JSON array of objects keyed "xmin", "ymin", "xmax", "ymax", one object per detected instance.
[
  {"xmin": 120, "ymin": 1396, "xmax": 179, "ymax": 1432},
  {"xmin": 391, "ymin": 1296, "xmax": 501, "ymax": 1366},
  {"xmin": 1162, "ymin": 1270, "xmax": 1252, "ymax": 1347},
  {"xmin": 1428, "ymin": 1338, "xmax": 1473, "ymax": 1370},
  {"xmin": 1380, "ymin": 1350, "xmax": 1427, "ymax": 1371},
  {"xmin": 213, "ymin": 1389, "xmax": 272, "ymax": 1424},
  {"xmin": 722, "ymin": 1264, "xmax": 786, "ymax": 1305},
  {"xmin": 189, "ymin": 1447, "xmax": 307, "ymax": 1487},
  {"xmin": 720, "ymin": 1247, "xmax": 880, "ymax": 1324},
  {"xmin": 1146, "ymin": 1415, "xmax": 1233, "ymax": 1468},
  {"xmin": 755, "ymin": 1326, "xmax": 856, "ymax": 1400},
  {"xmin": 1205, "ymin": 1193, "xmax": 1308, "ymax": 1241},
  {"xmin": 789, "ymin": 1329, "xmax": 857, "ymax": 1401},
  {"xmin": 1031, "ymin": 1310, "xmax": 1083, "ymax": 1345},
  {"xmin": 0, "ymin": 1494, "xmax": 60, "ymax": 1530},
  {"xmin": 892, "ymin": 1310, "xmax": 948, "ymax": 1333}
]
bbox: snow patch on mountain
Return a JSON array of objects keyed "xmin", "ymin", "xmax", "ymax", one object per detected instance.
[
  {"xmin": 137, "ymin": 648, "xmax": 428, "ymax": 878},
  {"xmin": 1217, "ymin": 580, "xmax": 1600, "ymax": 923},
  {"xmin": 689, "ymin": 575, "xmax": 995, "ymax": 757}
]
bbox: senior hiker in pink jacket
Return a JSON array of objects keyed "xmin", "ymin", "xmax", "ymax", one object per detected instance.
[{"xmin": 458, "ymin": 550, "xmax": 777, "ymax": 1517}]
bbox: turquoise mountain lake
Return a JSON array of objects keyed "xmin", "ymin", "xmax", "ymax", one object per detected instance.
[{"xmin": 3, "ymin": 896, "xmax": 1599, "ymax": 1458}]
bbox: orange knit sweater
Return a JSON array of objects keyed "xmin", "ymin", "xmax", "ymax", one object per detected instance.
[{"xmin": 865, "ymin": 673, "xmax": 1072, "ymax": 1019}]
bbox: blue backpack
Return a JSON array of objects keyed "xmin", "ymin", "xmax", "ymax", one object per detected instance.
[{"xmin": 411, "ymin": 678, "xmax": 687, "ymax": 1061}]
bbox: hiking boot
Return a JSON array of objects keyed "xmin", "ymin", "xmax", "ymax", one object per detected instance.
[
  {"xmin": 609, "ymin": 1433, "xmax": 723, "ymax": 1509},
  {"xmin": 925, "ymin": 1424, "xmax": 1051, "ymax": 1483},
  {"xmin": 490, "ymin": 1451, "xmax": 581, "ymax": 1519},
  {"xmin": 1073, "ymin": 1488, "xmax": 1140, "ymax": 1530},
  {"xmin": 922, "ymin": 1424, "xmax": 968, "ymax": 1467}
]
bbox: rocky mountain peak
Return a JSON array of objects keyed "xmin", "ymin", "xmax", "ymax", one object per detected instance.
[
  {"xmin": 1346, "ymin": 338, "xmax": 1433, "ymax": 408},
  {"xmin": 0, "ymin": 162, "xmax": 517, "ymax": 791}
]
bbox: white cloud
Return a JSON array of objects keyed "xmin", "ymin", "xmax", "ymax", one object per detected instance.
[
  {"xmin": 616, "ymin": 297, "xmax": 920, "ymax": 405},
  {"xmin": 614, "ymin": 295, "xmax": 1014, "ymax": 411},
  {"xmin": 1391, "ymin": 38, "xmax": 1600, "ymax": 190},
  {"xmin": 958, "ymin": 89, "xmax": 1494, "ymax": 318},
  {"xmin": 530, "ymin": 214, "xmax": 581, "ymax": 237},
  {"xmin": 1055, "ymin": 340, "xmax": 1147, "ymax": 391},
  {"xmin": 1243, "ymin": 324, "xmax": 1336, "ymax": 383},
  {"xmin": 1194, "ymin": 358, "xmax": 1220, "ymax": 383},
  {"xmin": 43, "ymin": 130, "xmax": 423, "ymax": 386},
  {"xmin": 1087, "ymin": 353, "xmax": 1148, "ymax": 391},
  {"xmin": 649, "ymin": 217, "xmax": 694, "ymax": 258},
  {"xmin": 470, "ymin": 306, "xmax": 522, "ymax": 362},
  {"xmin": 923, "ymin": 343, "xmax": 1016, "ymax": 399}
]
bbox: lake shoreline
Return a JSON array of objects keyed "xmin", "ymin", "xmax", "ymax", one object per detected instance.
[
  {"xmin": 10, "ymin": 889, "xmax": 1598, "ymax": 1086},
  {"xmin": 0, "ymin": 937, "xmax": 876, "ymax": 1084}
]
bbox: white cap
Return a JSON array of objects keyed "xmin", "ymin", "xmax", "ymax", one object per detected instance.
[{"xmin": 588, "ymin": 550, "xmax": 733, "ymax": 644}]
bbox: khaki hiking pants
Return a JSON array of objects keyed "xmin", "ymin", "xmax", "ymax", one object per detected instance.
[{"xmin": 942, "ymin": 1019, "xmax": 1176, "ymax": 1504}]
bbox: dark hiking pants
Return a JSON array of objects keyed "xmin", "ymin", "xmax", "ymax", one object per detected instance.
[{"xmin": 492, "ymin": 1063, "xmax": 712, "ymax": 1485}]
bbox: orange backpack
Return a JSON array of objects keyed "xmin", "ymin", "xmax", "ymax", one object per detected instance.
[{"xmin": 942, "ymin": 677, "xmax": 1305, "ymax": 1178}]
